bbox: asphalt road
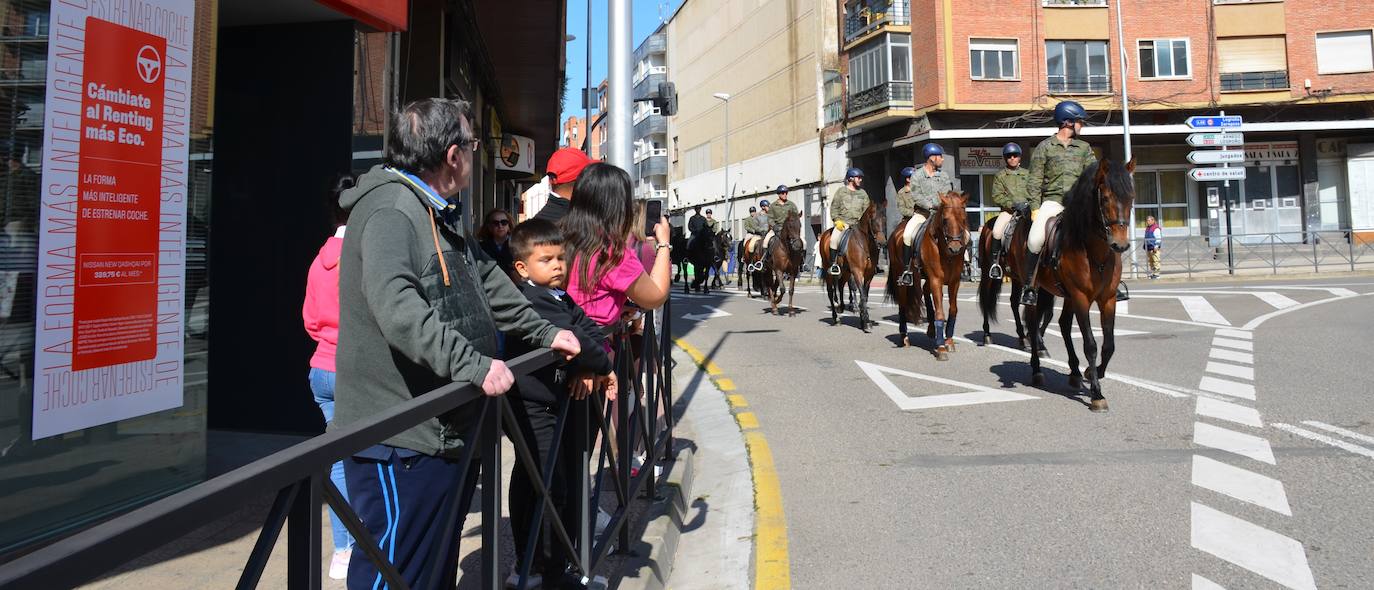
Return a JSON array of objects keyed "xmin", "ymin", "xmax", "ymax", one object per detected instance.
[{"xmin": 669, "ymin": 274, "xmax": 1374, "ymax": 589}]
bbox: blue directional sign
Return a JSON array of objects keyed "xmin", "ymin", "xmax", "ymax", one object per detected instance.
[{"xmin": 1186, "ymin": 115, "xmax": 1243, "ymax": 129}]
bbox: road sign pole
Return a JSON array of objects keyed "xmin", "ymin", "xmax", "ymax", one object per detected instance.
[
  {"xmin": 1116, "ymin": 0, "xmax": 1137, "ymax": 278},
  {"xmin": 1224, "ymin": 198, "xmax": 1235, "ymax": 275}
]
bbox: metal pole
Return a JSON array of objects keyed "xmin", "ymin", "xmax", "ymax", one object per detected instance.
[
  {"xmin": 608, "ymin": 0, "xmax": 633, "ymax": 169},
  {"xmin": 584, "ymin": 0, "xmax": 592, "ymax": 152},
  {"xmin": 1225, "ymin": 200, "xmax": 1235, "ymax": 274},
  {"xmin": 1115, "ymin": 0, "xmax": 1137, "ymax": 279},
  {"xmin": 724, "ymin": 100, "xmax": 731, "ymax": 221}
]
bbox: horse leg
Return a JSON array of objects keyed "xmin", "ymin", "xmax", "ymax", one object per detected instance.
[
  {"xmin": 931, "ymin": 278, "xmax": 948, "ymax": 360},
  {"xmin": 826, "ymin": 279, "xmax": 840, "ymax": 326},
  {"xmin": 1027, "ymin": 301, "xmax": 1044, "ymax": 386},
  {"xmin": 1060, "ymin": 299, "xmax": 1082, "ymax": 390},
  {"xmin": 851, "ymin": 275, "xmax": 868, "ymax": 332},
  {"xmin": 897, "ymin": 289, "xmax": 909, "ymax": 347},
  {"xmin": 946, "ymin": 280, "xmax": 960, "ymax": 352},
  {"xmin": 980, "ymin": 277, "xmax": 993, "ymax": 346},
  {"xmin": 787, "ymin": 274, "xmax": 798, "ymax": 317},
  {"xmin": 1096, "ymin": 297, "xmax": 1118, "ymax": 381},
  {"xmin": 1073, "ymin": 297, "xmax": 1107, "ymax": 412},
  {"xmin": 1010, "ymin": 283, "xmax": 1027, "ymax": 350},
  {"xmin": 1037, "ymin": 292, "xmax": 1053, "ymax": 357}
]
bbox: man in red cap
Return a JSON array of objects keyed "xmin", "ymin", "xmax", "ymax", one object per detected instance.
[{"xmin": 534, "ymin": 147, "xmax": 595, "ymax": 223}]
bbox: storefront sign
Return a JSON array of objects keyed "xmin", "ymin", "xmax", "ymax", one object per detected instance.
[
  {"xmin": 495, "ymin": 134, "xmax": 536, "ymax": 174},
  {"xmin": 33, "ymin": 0, "xmax": 195, "ymax": 439},
  {"xmin": 1244, "ymin": 142, "xmax": 1298, "ymax": 164},
  {"xmin": 316, "ymin": 0, "xmax": 407, "ymax": 31},
  {"xmin": 958, "ymin": 147, "xmax": 1004, "ymax": 174},
  {"xmin": 1316, "ymin": 138, "xmax": 1347, "ymax": 159}
]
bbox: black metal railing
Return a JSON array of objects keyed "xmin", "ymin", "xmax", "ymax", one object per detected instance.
[
  {"xmin": 844, "ymin": 0, "xmax": 909, "ymax": 44},
  {"xmin": 848, "ymin": 81, "xmax": 913, "ymax": 117},
  {"xmin": 0, "ymin": 301, "xmax": 675, "ymax": 590},
  {"xmin": 1220, "ymin": 70, "xmax": 1289, "ymax": 92},
  {"xmin": 1120, "ymin": 228, "xmax": 1374, "ymax": 278}
]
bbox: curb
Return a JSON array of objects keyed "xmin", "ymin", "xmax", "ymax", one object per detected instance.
[{"xmin": 616, "ymin": 439, "xmax": 696, "ymax": 590}]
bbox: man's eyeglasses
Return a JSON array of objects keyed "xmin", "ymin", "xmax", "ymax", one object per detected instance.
[
  {"xmin": 460, "ymin": 138, "xmax": 481, "ymax": 152},
  {"xmin": 490, "ymin": 219, "xmax": 510, "ymax": 226}
]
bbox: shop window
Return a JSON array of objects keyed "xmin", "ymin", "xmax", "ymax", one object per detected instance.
[
  {"xmin": 1316, "ymin": 30, "xmax": 1374, "ymax": 75},
  {"xmin": 970, "ymin": 39, "xmax": 1018, "ymax": 81},
  {"xmin": 1133, "ymin": 170, "xmax": 1190, "ymax": 234},
  {"xmin": 1138, "ymin": 39, "xmax": 1190, "ymax": 79},
  {"xmin": 1046, "ymin": 40, "xmax": 1110, "ymax": 93}
]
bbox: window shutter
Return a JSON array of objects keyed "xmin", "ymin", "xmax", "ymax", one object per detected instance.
[
  {"xmin": 1217, "ymin": 36, "xmax": 1287, "ymax": 73},
  {"xmin": 1316, "ymin": 30, "xmax": 1374, "ymax": 74}
]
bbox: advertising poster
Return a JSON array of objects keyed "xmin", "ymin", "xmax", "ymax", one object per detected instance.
[{"xmin": 32, "ymin": 1, "xmax": 196, "ymax": 439}]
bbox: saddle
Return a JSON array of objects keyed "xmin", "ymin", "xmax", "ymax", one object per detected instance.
[
  {"xmin": 836, "ymin": 227, "xmax": 854, "ymax": 254},
  {"xmin": 1040, "ymin": 215, "xmax": 1064, "ymax": 270}
]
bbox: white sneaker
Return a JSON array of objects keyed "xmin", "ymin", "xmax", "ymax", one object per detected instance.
[
  {"xmin": 328, "ymin": 548, "xmax": 351, "ymax": 580},
  {"xmin": 505, "ymin": 572, "xmax": 543, "ymax": 589}
]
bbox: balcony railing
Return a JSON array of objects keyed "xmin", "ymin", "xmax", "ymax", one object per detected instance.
[
  {"xmin": 1042, "ymin": 0, "xmax": 1107, "ymax": 6},
  {"xmin": 1047, "ymin": 75, "xmax": 1112, "ymax": 94},
  {"xmin": 633, "ymin": 70, "xmax": 666, "ymax": 100},
  {"xmin": 634, "ymin": 114, "xmax": 668, "ymax": 138},
  {"xmin": 633, "ymin": 65, "xmax": 667, "ymax": 86},
  {"xmin": 633, "ymin": 106, "xmax": 661, "ymax": 125},
  {"xmin": 1220, "ymin": 70, "xmax": 1289, "ymax": 92},
  {"xmin": 824, "ymin": 99, "xmax": 843, "ymax": 126},
  {"xmin": 844, "ymin": 0, "xmax": 909, "ymax": 44},
  {"xmin": 634, "ymin": 148, "xmax": 669, "ymax": 164},
  {"xmin": 847, "ymin": 81, "xmax": 913, "ymax": 118}
]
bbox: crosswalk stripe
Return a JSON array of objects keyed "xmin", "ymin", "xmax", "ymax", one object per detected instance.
[
  {"xmin": 1192, "ymin": 574, "xmax": 1227, "ymax": 590},
  {"xmin": 1195, "ymin": 422, "xmax": 1275, "ymax": 464},
  {"xmin": 1199, "ymin": 377, "xmax": 1256, "ymax": 400},
  {"xmin": 1212, "ymin": 337, "xmax": 1254, "ymax": 351},
  {"xmin": 1302, "ymin": 420, "xmax": 1374, "ymax": 446},
  {"xmin": 1214, "ymin": 328, "xmax": 1253, "ymax": 340},
  {"xmin": 1192, "ymin": 455, "xmax": 1292, "ymax": 515},
  {"xmin": 1180, "ymin": 296, "xmax": 1231, "ymax": 325},
  {"xmin": 1206, "ymin": 361, "xmax": 1255, "ymax": 381},
  {"xmin": 1273, "ymin": 423, "xmax": 1374, "ymax": 460},
  {"xmin": 1191, "ymin": 502, "xmax": 1316, "ymax": 590},
  {"xmin": 1209, "ymin": 348, "xmax": 1254, "ymax": 365},
  {"xmin": 1253, "ymin": 291, "xmax": 1300, "ymax": 309},
  {"xmin": 1196, "ymin": 397, "xmax": 1263, "ymax": 428}
]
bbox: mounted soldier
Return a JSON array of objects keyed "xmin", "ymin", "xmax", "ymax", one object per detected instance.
[
  {"xmin": 828, "ymin": 168, "xmax": 870, "ymax": 276},
  {"xmin": 743, "ymin": 202, "xmax": 769, "ymax": 271},
  {"xmin": 1022, "ymin": 100, "xmax": 1128, "ymax": 304},
  {"xmin": 897, "ymin": 143, "xmax": 955, "ymax": 287},
  {"xmin": 765, "ymin": 184, "xmax": 800, "ymax": 260},
  {"xmin": 986, "ymin": 142, "xmax": 1030, "ymax": 280}
]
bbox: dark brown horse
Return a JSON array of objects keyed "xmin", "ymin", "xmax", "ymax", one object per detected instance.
[
  {"xmin": 1023, "ymin": 158, "xmax": 1136, "ymax": 412},
  {"xmin": 819, "ymin": 200, "xmax": 888, "ymax": 331},
  {"xmin": 977, "ymin": 214, "xmax": 1052, "ymax": 352},
  {"xmin": 763, "ymin": 211, "xmax": 805, "ymax": 316},
  {"xmin": 886, "ymin": 192, "xmax": 969, "ymax": 360}
]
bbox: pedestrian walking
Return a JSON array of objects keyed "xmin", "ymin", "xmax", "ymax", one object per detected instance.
[
  {"xmin": 301, "ymin": 174, "xmax": 356, "ymax": 580},
  {"xmin": 333, "ymin": 98, "xmax": 581, "ymax": 590},
  {"xmin": 1145, "ymin": 215, "xmax": 1163, "ymax": 279}
]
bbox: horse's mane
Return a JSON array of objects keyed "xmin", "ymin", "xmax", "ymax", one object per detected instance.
[{"xmin": 1061, "ymin": 160, "xmax": 1132, "ymax": 247}]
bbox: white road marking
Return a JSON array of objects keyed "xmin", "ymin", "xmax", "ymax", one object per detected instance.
[
  {"xmin": 1044, "ymin": 326, "xmax": 1149, "ymax": 338},
  {"xmin": 974, "ymin": 297, "xmax": 1234, "ymax": 329},
  {"xmin": 1180, "ymin": 296, "xmax": 1231, "ymax": 325},
  {"xmin": 1302, "ymin": 420, "xmax": 1374, "ymax": 446},
  {"xmin": 1242, "ymin": 291, "xmax": 1372, "ymax": 330},
  {"xmin": 1192, "ymin": 455, "xmax": 1292, "ymax": 515},
  {"xmin": 1272, "ymin": 423, "xmax": 1374, "ymax": 460},
  {"xmin": 681, "ymin": 306, "xmax": 733, "ymax": 322},
  {"xmin": 1211, "ymin": 337, "xmax": 1254, "ymax": 351},
  {"xmin": 1253, "ymin": 291, "xmax": 1300, "ymax": 309},
  {"xmin": 1205, "ymin": 361, "xmax": 1255, "ymax": 381},
  {"xmin": 1117, "ymin": 299, "xmax": 1129, "ymax": 315},
  {"xmin": 1191, "ymin": 502, "xmax": 1316, "ymax": 590},
  {"xmin": 854, "ymin": 361, "xmax": 1039, "ymax": 410},
  {"xmin": 1208, "ymin": 348, "xmax": 1254, "ymax": 365},
  {"xmin": 1213, "ymin": 328, "xmax": 1252, "ymax": 340},
  {"xmin": 1198, "ymin": 377, "xmax": 1256, "ymax": 401},
  {"xmin": 1195, "ymin": 422, "xmax": 1276, "ymax": 464},
  {"xmin": 1192, "ymin": 574, "xmax": 1227, "ymax": 590},
  {"xmin": 1196, "ymin": 397, "xmax": 1263, "ymax": 428}
]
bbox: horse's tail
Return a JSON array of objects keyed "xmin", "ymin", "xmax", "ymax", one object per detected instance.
[{"xmin": 978, "ymin": 220, "xmax": 1002, "ymax": 323}]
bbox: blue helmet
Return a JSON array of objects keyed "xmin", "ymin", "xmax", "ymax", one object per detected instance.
[
  {"xmin": 900, "ymin": 166, "xmax": 916, "ymax": 178},
  {"xmin": 922, "ymin": 143, "xmax": 945, "ymax": 160},
  {"xmin": 775, "ymin": 184, "xmax": 789, "ymax": 194},
  {"xmin": 845, "ymin": 167, "xmax": 864, "ymax": 179},
  {"xmin": 1002, "ymin": 142, "xmax": 1022, "ymax": 157},
  {"xmin": 759, "ymin": 199, "xmax": 770, "ymax": 208},
  {"xmin": 1053, "ymin": 101, "xmax": 1087, "ymax": 126}
]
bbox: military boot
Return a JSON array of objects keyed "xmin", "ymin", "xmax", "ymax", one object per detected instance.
[
  {"xmin": 1020, "ymin": 252, "xmax": 1041, "ymax": 305},
  {"xmin": 987, "ymin": 239, "xmax": 1004, "ymax": 280}
]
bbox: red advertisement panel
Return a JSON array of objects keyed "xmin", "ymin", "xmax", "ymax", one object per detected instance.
[{"xmin": 72, "ymin": 18, "xmax": 165, "ymax": 371}]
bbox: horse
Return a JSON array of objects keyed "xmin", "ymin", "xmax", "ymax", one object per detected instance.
[
  {"xmin": 977, "ymin": 215, "xmax": 1051, "ymax": 352},
  {"xmin": 1024, "ymin": 158, "xmax": 1136, "ymax": 413},
  {"xmin": 818, "ymin": 200, "xmax": 887, "ymax": 332},
  {"xmin": 886, "ymin": 192, "xmax": 969, "ymax": 360},
  {"xmin": 671, "ymin": 227, "xmax": 689, "ymax": 283},
  {"xmin": 711, "ymin": 230, "xmax": 732, "ymax": 289},
  {"xmin": 763, "ymin": 211, "xmax": 806, "ymax": 316},
  {"xmin": 685, "ymin": 229, "xmax": 715, "ymax": 294}
]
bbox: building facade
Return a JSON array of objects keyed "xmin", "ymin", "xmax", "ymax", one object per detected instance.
[
  {"xmin": 838, "ymin": 0, "xmax": 1374, "ymax": 247},
  {"xmin": 563, "ymin": 115, "xmax": 587, "ymax": 149},
  {"xmin": 633, "ymin": 28, "xmax": 670, "ymax": 202}
]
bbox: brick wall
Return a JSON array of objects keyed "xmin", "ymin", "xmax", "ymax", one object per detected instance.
[{"xmin": 1285, "ymin": 1, "xmax": 1374, "ymax": 99}]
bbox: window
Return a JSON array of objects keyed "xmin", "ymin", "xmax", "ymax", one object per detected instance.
[
  {"xmin": 1046, "ymin": 40, "xmax": 1110, "ymax": 93},
  {"xmin": 1316, "ymin": 30, "xmax": 1374, "ymax": 74},
  {"xmin": 970, "ymin": 39, "xmax": 1018, "ymax": 80},
  {"xmin": 890, "ymin": 35, "xmax": 911, "ymax": 82},
  {"xmin": 848, "ymin": 39, "xmax": 888, "ymax": 93},
  {"xmin": 1217, "ymin": 36, "xmax": 1288, "ymax": 91},
  {"xmin": 1139, "ymin": 39, "xmax": 1190, "ymax": 79}
]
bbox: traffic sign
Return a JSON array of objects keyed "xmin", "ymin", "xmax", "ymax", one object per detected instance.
[
  {"xmin": 1189, "ymin": 167, "xmax": 1247, "ymax": 181},
  {"xmin": 1188, "ymin": 150, "xmax": 1246, "ymax": 164},
  {"xmin": 1187, "ymin": 132, "xmax": 1244, "ymax": 147},
  {"xmin": 1186, "ymin": 115, "xmax": 1243, "ymax": 129}
]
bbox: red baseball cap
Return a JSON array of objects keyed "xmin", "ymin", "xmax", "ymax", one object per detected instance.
[{"xmin": 547, "ymin": 147, "xmax": 596, "ymax": 184}]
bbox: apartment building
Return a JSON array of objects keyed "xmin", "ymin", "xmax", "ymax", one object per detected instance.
[
  {"xmin": 634, "ymin": 28, "xmax": 671, "ymax": 201},
  {"xmin": 839, "ymin": 0, "xmax": 1374, "ymax": 241}
]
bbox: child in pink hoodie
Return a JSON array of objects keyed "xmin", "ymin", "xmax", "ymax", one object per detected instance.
[{"xmin": 302, "ymin": 176, "xmax": 354, "ymax": 579}]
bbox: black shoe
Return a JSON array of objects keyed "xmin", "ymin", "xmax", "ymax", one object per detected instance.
[
  {"xmin": 897, "ymin": 270, "xmax": 914, "ymax": 287},
  {"xmin": 987, "ymin": 263, "xmax": 1003, "ymax": 280}
]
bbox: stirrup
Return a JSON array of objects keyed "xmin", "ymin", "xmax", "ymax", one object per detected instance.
[
  {"xmin": 1115, "ymin": 283, "xmax": 1130, "ymax": 302},
  {"xmin": 828, "ymin": 263, "xmax": 841, "ymax": 276},
  {"xmin": 897, "ymin": 270, "xmax": 914, "ymax": 287},
  {"xmin": 987, "ymin": 263, "xmax": 1003, "ymax": 280},
  {"xmin": 1020, "ymin": 288, "xmax": 1038, "ymax": 305}
]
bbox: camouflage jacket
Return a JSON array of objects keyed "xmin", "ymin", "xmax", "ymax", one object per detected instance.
[
  {"xmin": 1027, "ymin": 135, "xmax": 1096, "ymax": 208},
  {"xmin": 990, "ymin": 167, "xmax": 1031, "ymax": 210},
  {"xmin": 830, "ymin": 185, "xmax": 870, "ymax": 227},
  {"xmin": 744, "ymin": 214, "xmax": 767, "ymax": 235},
  {"xmin": 910, "ymin": 168, "xmax": 953, "ymax": 216},
  {"xmin": 766, "ymin": 199, "xmax": 800, "ymax": 230}
]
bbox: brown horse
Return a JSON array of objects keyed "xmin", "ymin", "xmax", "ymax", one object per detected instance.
[
  {"xmin": 886, "ymin": 192, "xmax": 969, "ymax": 360},
  {"xmin": 977, "ymin": 213, "xmax": 1052, "ymax": 352},
  {"xmin": 1023, "ymin": 158, "xmax": 1136, "ymax": 412},
  {"xmin": 762, "ymin": 211, "xmax": 806, "ymax": 316},
  {"xmin": 737, "ymin": 238, "xmax": 760, "ymax": 297},
  {"xmin": 819, "ymin": 200, "xmax": 888, "ymax": 331}
]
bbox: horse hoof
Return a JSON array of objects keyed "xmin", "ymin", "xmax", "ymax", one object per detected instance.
[
  {"xmin": 901, "ymin": 336, "xmax": 910, "ymax": 348},
  {"xmin": 936, "ymin": 349, "xmax": 949, "ymax": 361},
  {"xmin": 1018, "ymin": 339, "xmax": 1028, "ymax": 351},
  {"xmin": 1038, "ymin": 349, "xmax": 1050, "ymax": 358},
  {"xmin": 1031, "ymin": 373, "xmax": 1045, "ymax": 386},
  {"xmin": 946, "ymin": 341, "xmax": 957, "ymax": 352},
  {"xmin": 1089, "ymin": 399, "xmax": 1110, "ymax": 413},
  {"xmin": 982, "ymin": 336, "xmax": 993, "ymax": 346},
  {"xmin": 1068, "ymin": 375, "xmax": 1083, "ymax": 390}
]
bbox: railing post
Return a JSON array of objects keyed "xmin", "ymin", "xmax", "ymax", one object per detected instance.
[
  {"xmin": 617, "ymin": 332, "xmax": 634, "ymax": 554},
  {"xmin": 1271, "ymin": 236, "xmax": 1278, "ymax": 274},
  {"xmin": 286, "ymin": 475, "xmax": 322, "ymax": 590},
  {"xmin": 1350, "ymin": 230, "xmax": 1357, "ymax": 272},
  {"xmin": 1313, "ymin": 235, "xmax": 1320, "ymax": 273},
  {"xmin": 1185, "ymin": 238, "xmax": 1193, "ymax": 279},
  {"xmin": 481, "ymin": 399, "xmax": 502, "ymax": 590}
]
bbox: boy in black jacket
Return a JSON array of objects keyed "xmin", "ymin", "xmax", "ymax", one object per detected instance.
[{"xmin": 504, "ymin": 219, "xmax": 615, "ymax": 588}]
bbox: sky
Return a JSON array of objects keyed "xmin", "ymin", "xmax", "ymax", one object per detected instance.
[{"xmin": 563, "ymin": 0, "xmax": 682, "ymax": 123}]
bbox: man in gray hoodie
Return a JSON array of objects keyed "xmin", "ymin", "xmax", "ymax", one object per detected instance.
[{"xmin": 334, "ymin": 97, "xmax": 580, "ymax": 589}]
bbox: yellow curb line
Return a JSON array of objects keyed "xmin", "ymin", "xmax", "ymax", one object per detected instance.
[{"xmin": 673, "ymin": 338, "xmax": 791, "ymax": 589}]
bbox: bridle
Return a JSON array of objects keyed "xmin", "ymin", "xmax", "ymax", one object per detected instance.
[
  {"xmin": 933, "ymin": 198, "xmax": 967, "ymax": 255},
  {"xmin": 1098, "ymin": 186, "xmax": 1131, "ymax": 238}
]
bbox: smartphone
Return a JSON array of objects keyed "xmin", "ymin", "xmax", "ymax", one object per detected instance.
[{"xmin": 644, "ymin": 198, "xmax": 664, "ymax": 236}]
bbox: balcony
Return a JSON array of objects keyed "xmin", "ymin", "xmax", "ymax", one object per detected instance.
[
  {"xmin": 847, "ymin": 81, "xmax": 913, "ymax": 118},
  {"xmin": 633, "ymin": 65, "xmax": 666, "ymax": 87},
  {"xmin": 633, "ymin": 105, "xmax": 661, "ymax": 125},
  {"xmin": 637, "ymin": 186, "xmax": 669, "ymax": 200},
  {"xmin": 635, "ymin": 113, "xmax": 668, "ymax": 138},
  {"xmin": 633, "ymin": 69, "xmax": 667, "ymax": 101},
  {"xmin": 1042, "ymin": 0, "xmax": 1107, "ymax": 6},
  {"xmin": 632, "ymin": 151, "xmax": 669, "ymax": 177},
  {"xmin": 824, "ymin": 99, "xmax": 843, "ymax": 127},
  {"xmin": 844, "ymin": 0, "xmax": 909, "ymax": 45},
  {"xmin": 636, "ymin": 32, "xmax": 667, "ymax": 59},
  {"xmin": 1220, "ymin": 70, "xmax": 1289, "ymax": 92}
]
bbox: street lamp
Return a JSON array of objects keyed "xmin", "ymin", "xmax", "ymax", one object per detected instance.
[{"xmin": 713, "ymin": 93, "xmax": 731, "ymax": 224}]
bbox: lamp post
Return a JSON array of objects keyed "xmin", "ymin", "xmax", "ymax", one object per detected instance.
[
  {"xmin": 713, "ymin": 92, "xmax": 731, "ymax": 225},
  {"xmin": 1114, "ymin": 0, "xmax": 1138, "ymax": 278}
]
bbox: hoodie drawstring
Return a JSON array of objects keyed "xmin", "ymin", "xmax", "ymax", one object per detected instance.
[{"xmin": 427, "ymin": 214, "xmax": 451, "ymax": 287}]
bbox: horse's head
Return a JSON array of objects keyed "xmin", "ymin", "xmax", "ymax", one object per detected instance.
[
  {"xmin": 937, "ymin": 191, "xmax": 970, "ymax": 256},
  {"xmin": 783, "ymin": 211, "xmax": 804, "ymax": 252},
  {"xmin": 1093, "ymin": 158, "xmax": 1136, "ymax": 253},
  {"xmin": 864, "ymin": 200, "xmax": 889, "ymax": 250}
]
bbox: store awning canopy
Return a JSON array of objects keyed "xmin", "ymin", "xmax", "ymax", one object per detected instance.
[{"xmin": 474, "ymin": 0, "xmax": 565, "ymax": 173}]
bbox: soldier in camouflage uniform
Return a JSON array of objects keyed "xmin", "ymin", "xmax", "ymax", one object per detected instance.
[
  {"xmin": 1022, "ymin": 100, "xmax": 1125, "ymax": 303},
  {"xmin": 765, "ymin": 185, "xmax": 800, "ymax": 252},
  {"xmin": 897, "ymin": 143, "xmax": 956, "ymax": 286},
  {"xmin": 743, "ymin": 202, "xmax": 768, "ymax": 269},
  {"xmin": 828, "ymin": 168, "xmax": 870, "ymax": 275},
  {"xmin": 986, "ymin": 142, "xmax": 1030, "ymax": 280}
]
